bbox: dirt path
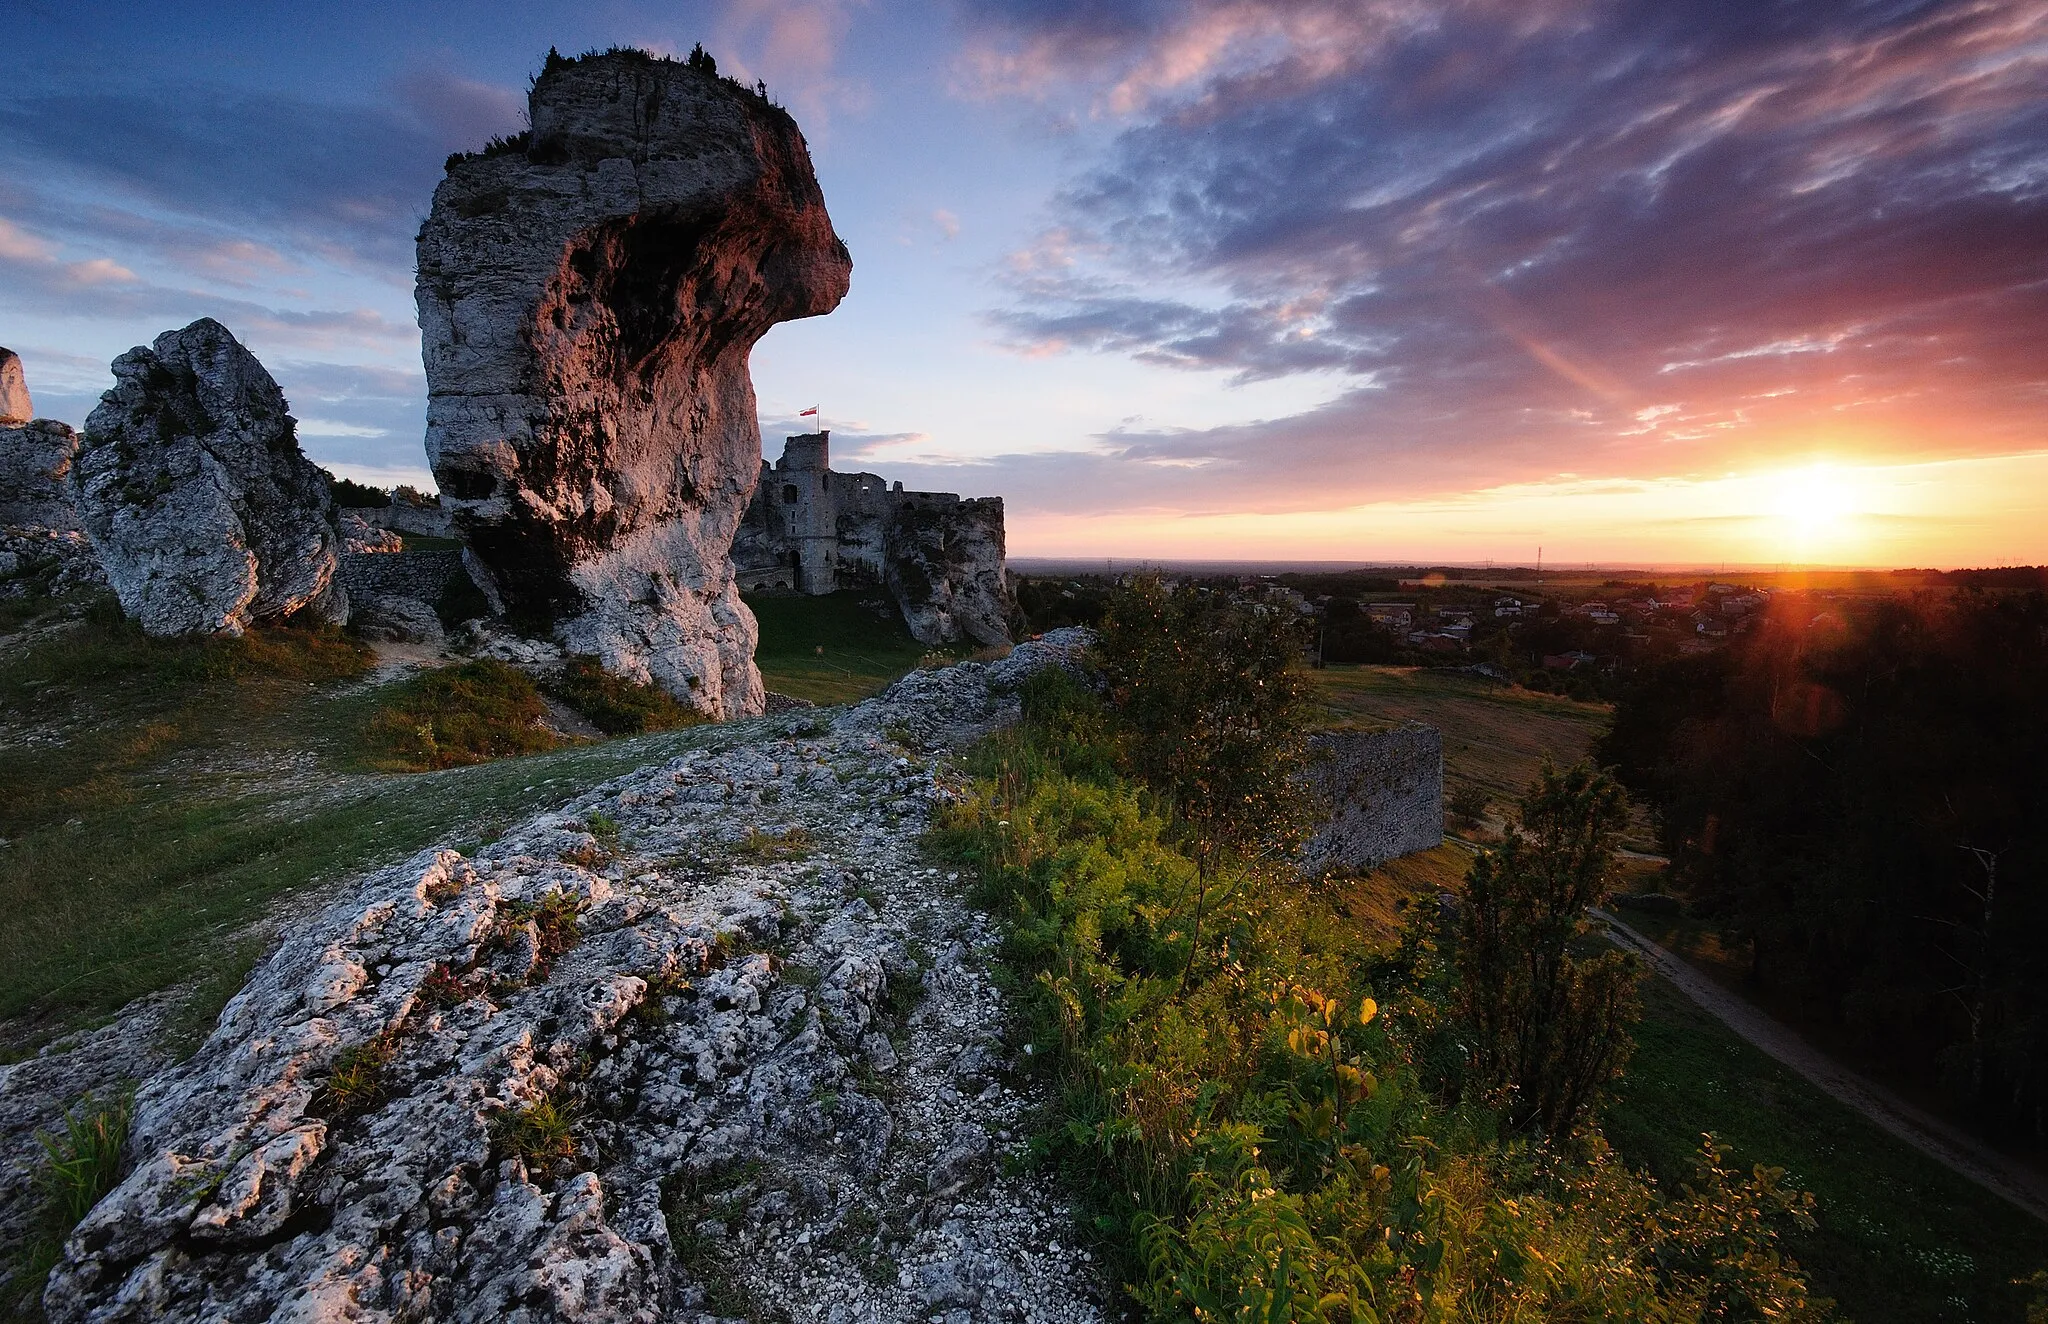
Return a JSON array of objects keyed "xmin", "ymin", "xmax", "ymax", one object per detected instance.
[{"xmin": 1596, "ymin": 909, "xmax": 2048, "ymax": 1225}]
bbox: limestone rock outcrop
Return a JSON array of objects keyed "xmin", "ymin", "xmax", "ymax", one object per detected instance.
[
  {"xmin": 0, "ymin": 419, "xmax": 82, "ymax": 532},
  {"xmin": 417, "ymin": 48, "xmax": 851, "ymax": 720},
  {"xmin": 0, "ymin": 347, "xmax": 31, "ymax": 425},
  {"xmin": 39, "ymin": 633, "xmax": 1102, "ymax": 1324},
  {"xmin": 72, "ymin": 319, "xmax": 346, "ymax": 637},
  {"xmin": 734, "ymin": 432, "xmax": 1017, "ymax": 647}
]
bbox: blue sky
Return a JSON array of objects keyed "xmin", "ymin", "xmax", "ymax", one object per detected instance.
[{"xmin": 5, "ymin": 0, "xmax": 2047, "ymax": 564}]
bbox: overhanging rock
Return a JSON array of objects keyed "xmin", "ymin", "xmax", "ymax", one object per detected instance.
[{"xmin": 417, "ymin": 47, "xmax": 851, "ymax": 720}]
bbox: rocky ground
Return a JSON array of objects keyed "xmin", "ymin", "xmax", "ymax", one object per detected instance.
[{"xmin": 11, "ymin": 631, "xmax": 1104, "ymax": 1323}]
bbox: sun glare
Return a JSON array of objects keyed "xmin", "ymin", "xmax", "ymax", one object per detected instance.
[{"xmin": 1770, "ymin": 462, "xmax": 1860, "ymax": 550}]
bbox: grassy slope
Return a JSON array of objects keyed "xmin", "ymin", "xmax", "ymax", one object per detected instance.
[
  {"xmin": 746, "ymin": 590, "xmax": 950, "ymax": 705},
  {"xmin": 0, "ymin": 612, "xmax": 752, "ymax": 1057},
  {"xmin": 1608, "ymin": 979, "xmax": 2048, "ymax": 1324},
  {"xmin": 1311, "ymin": 663, "xmax": 2048, "ymax": 1322}
]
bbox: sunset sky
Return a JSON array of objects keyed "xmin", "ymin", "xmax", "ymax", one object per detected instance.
[{"xmin": 4, "ymin": 0, "xmax": 2045, "ymax": 567}]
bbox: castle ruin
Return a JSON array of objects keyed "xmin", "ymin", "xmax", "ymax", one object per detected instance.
[{"xmin": 733, "ymin": 431, "xmax": 1015, "ymax": 647}]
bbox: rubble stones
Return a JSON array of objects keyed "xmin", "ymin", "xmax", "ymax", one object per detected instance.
[
  {"xmin": 350, "ymin": 594, "xmax": 446, "ymax": 647},
  {"xmin": 72, "ymin": 318, "xmax": 346, "ymax": 637},
  {"xmin": 416, "ymin": 48, "xmax": 851, "ymax": 720},
  {"xmin": 340, "ymin": 509, "xmax": 406, "ymax": 554},
  {"xmin": 39, "ymin": 630, "xmax": 1101, "ymax": 1323}
]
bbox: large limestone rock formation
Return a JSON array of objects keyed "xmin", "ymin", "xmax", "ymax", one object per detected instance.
[
  {"xmin": 73, "ymin": 319, "xmax": 346, "ymax": 636},
  {"xmin": 417, "ymin": 48, "xmax": 852, "ymax": 720},
  {"xmin": 0, "ymin": 347, "xmax": 33, "ymax": 424}
]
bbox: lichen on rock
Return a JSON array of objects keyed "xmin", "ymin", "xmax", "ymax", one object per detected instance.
[
  {"xmin": 417, "ymin": 47, "xmax": 852, "ymax": 720},
  {"xmin": 72, "ymin": 318, "xmax": 346, "ymax": 637}
]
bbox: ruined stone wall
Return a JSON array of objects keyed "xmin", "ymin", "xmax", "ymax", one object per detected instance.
[
  {"xmin": 338, "ymin": 549, "xmax": 466, "ymax": 604},
  {"xmin": 1302, "ymin": 725, "xmax": 1444, "ymax": 871},
  {"xmin": 732, "ymin": 432, "xmax": 1013, "ymax": 645}
]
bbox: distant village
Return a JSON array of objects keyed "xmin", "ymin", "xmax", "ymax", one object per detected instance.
[{"xmin": 1009, "ymin": 567, "xmax": 1901, "ymax": 701}]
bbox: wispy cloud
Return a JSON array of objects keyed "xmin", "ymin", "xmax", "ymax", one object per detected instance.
[{"xmin": 957, "ymin": 0, "xmax": 2048, "ymax": 508}]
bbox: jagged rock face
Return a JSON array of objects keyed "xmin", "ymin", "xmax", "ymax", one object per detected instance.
[
  {"xmin": 0, "ymin": 347, "xmax": 31, "ymax": 425},
  {"xmin": 0, "ymin": 419, "xmax": 83, "ymax": 531},
  {"xmin": 340, "ymin": 508, "xmax": 406, "ymax": 554},
  {"xmin": 72, "ymin": 319, "xmax": 346, "ymax": 637},
  {"xmin": 40, "ymin": 633, "xmax": 1102, "ymax": 1324},
  {"xmin": 887, "ymin": 497, "xmax": 1015, "ymax": 648},
  {"xmin": 417, "ymin": 50, "xmax": 852, "ymax": 720}
]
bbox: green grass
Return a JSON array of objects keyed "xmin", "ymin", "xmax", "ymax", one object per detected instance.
[
  {"xmin": 542, "ymin": 656, "xmax": 706, "ymax": 735},
  {"xmin": 1607, "ymin": 977, "xmax": 2048, "ymax": 1324},
  {"xmin": 746, "ymin": 590, "xmax": 956, "ymax": 704},
  {"xmin": 6, "ymin": 1092, "xmax": 131, "ymax": 1317},
  {"xmin": 359, "ymin": 659, "xmax": 564, "ymax": 771}
]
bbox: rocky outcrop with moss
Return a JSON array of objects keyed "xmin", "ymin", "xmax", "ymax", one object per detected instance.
[
  {"xmin": 40, "ymin": 632, "xmax": 1100, "ymax": 1324},
  {"xmin": 417, "ymin": 48, "xmax": 852, "ymax": 721},
  {"xmin": 71, "ymin": 319, "xmax": 346, "ymax": 637}
]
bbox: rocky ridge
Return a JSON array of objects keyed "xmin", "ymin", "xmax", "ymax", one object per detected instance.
[
  {"xmin": 72, "ymin": 319, "xmax": 346, "ymax": 637},
  {"xmin": 417, "ymin": 48, "xmax": 851, "ymax": 721},
  {"xmin": 40, "ymin": 631, "xmax": 1101, "ymax": 1324}
]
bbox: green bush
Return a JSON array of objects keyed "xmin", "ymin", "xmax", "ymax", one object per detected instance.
[
  {"xmin": 1457, "ymin": 762, "xmax": 1640, "ymax": 1140},
  {"xmin": 359, "ymin": 660, "xmax": 562, "ymax": 771},
  {"xmin": 542, "ymin": 656, "xmax": 704, "ymax": 735},
  {"xmin": 934, "ymin": 638, "xmax": 1829, "ymax": 1319}
]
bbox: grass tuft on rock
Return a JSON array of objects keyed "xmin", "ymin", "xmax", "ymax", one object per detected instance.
[
  {"xmin": 359, "ymin": 660, "xmax": 563, "ymax": 771},
  {"xmin": 542, "ymin": 656, "xmax": 705, "ymax": 735},
  {"xmin": 491, "ymin": 1096, "xmax": 578, "ymax": 1167},
  {"xmin": 6, "ymin": 1092, "xmax": 132, "ymax": 1314}
]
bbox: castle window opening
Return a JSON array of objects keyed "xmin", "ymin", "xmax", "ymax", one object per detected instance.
[{"xmin": 783, "ymin": 484, "xmax": 798, "ymax": 504}]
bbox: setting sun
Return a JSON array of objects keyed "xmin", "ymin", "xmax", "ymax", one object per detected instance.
[{"xmin": 1771, "ymin": 462, "xmax": 1860, "ymax": 548}]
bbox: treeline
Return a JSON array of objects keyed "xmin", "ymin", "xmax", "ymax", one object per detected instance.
[
  {"xmin": 941, "ymin": 578, "xmax": 1829, "ymax": 1319},
  {"xmin": 1602, "ymin": 590, "xmax": 2048, "ymax": 1134}
]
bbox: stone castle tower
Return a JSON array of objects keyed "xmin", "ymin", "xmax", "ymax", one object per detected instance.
[
  {"xmin": 732, "ymin": 431, "xmax": 1016, "ymax": 646},
  {"xmin": 773, "ymin": 431, "xmax": 838, "ymax": 593}
]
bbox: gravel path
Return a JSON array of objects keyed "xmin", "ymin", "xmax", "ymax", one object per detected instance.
[{"xmin": 1597, "ymin": 908, "xmax": 2048, "ymax": 1225}]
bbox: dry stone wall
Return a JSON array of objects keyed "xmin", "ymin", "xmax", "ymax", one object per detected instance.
[{"xmin": 1303, "ymin": 725, "xmax": 1444, "ymax": 871}]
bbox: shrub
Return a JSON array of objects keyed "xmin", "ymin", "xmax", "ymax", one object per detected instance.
[
  {"xmin": 542, "ymin": 656, "xmax": 703, "ymax": 735},
  {"xmin": 325, "ymin": 471, "xmax": 390, "ymax": 508},
  {"xmin": 359, "ymin": 660, "xmax": 561, "ymax": 771}
]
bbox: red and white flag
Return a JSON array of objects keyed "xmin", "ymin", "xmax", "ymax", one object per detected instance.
[{"xmin": 798, "ymin": 406, "xmax": 819, "ymax": 417}]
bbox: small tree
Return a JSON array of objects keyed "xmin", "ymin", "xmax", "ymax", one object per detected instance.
[
  {"xmin": 1095, "ymin": 576, "xmax": 1313, "ymax": 985},
  {"xmin": 1458, "ymin": 760, "xmax": 1639, "ymax": 1140},
  {"xmin": 1095, "ymin": 575, "xmax": 1313, "ymax": 859}
]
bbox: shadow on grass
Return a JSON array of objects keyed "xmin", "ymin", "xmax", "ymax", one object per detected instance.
[{"xmin": 1607, "ymin": 977, "xmax": 2048, "ymax": 1324}]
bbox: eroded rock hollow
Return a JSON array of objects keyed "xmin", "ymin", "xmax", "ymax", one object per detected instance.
[
  {"xmin": 417, "ymin": 48, "xmax": 852, "ymax": 719},
  {"xmin": 73, "ymin": 319, "xmax": 345, "ymax": 637}
]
